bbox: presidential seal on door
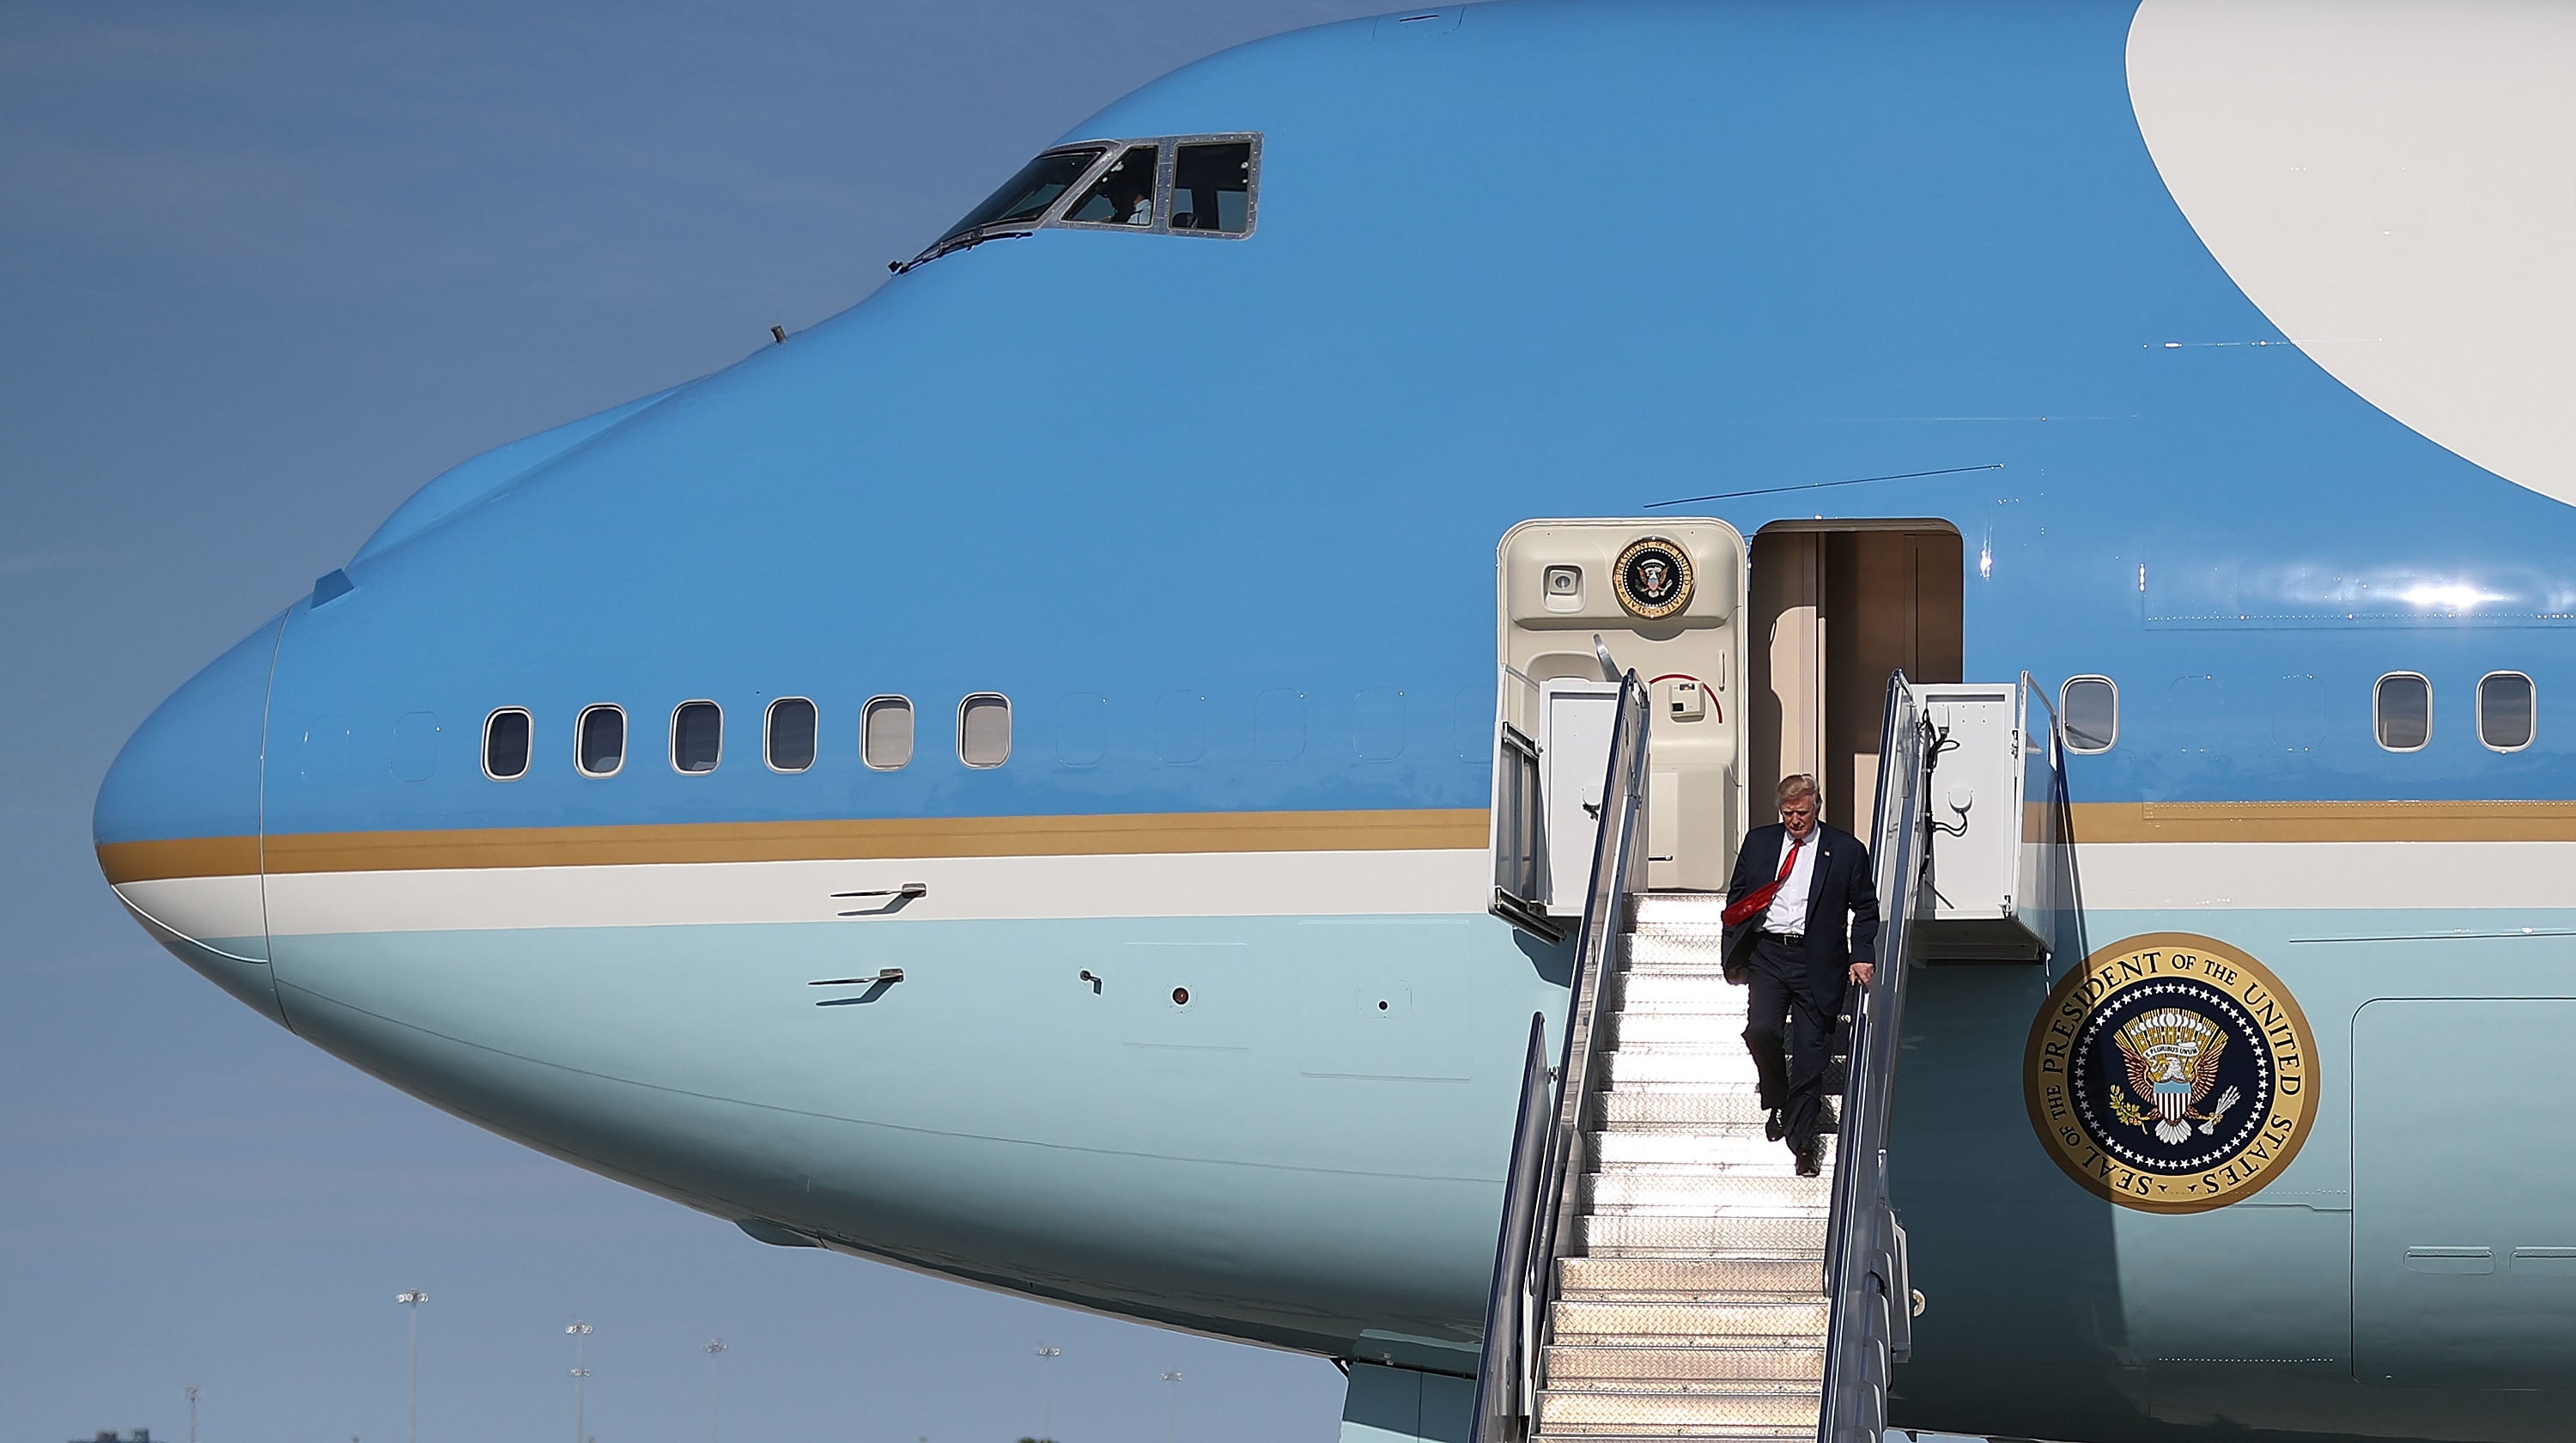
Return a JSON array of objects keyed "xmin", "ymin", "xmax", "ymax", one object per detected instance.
[{"xmin": 1612, "ymin": 536, "xmax": 1694, "ymax": 620}]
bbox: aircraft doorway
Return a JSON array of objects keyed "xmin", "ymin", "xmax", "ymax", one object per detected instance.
[{"xmin": 1747, "ymin": 522, "xmax": 1962, "ymax": 838}]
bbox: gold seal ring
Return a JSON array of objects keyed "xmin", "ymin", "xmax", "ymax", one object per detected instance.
[
  {"xmin": 1612, "ymin": 537, "xmax": 1694, "ymax": 621},
  {"xmin": 2024, "ymin": 932, "xmax": 2317, "ymax": 1214}
]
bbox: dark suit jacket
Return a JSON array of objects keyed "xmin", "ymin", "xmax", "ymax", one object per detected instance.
[{"xmin": 1720, "ymin": 822, "xmax": 1880, "ymax": 991}]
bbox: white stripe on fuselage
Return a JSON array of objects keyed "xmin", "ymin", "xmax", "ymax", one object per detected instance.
[
  {"xmin": 160, "ymin": 847, "xmax": 1492, "ymax": 936},
  {"xmin": 114, "ymin": 837, "xmax": 2576, "ymax": 943},
  {"xmin": 2069, "ymin": 840, "xmax": 2576, "ymax": 912}
]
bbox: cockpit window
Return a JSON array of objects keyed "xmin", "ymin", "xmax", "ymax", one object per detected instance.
[
  {"xmin": 1170, "ymin": 139, "xmax": 1255, "ymax": 235},
  {"xmin": 902, "ymin": 135, "xmax": 1260, "ymax": 271},
  {"xmin": 1060, "ymin": 144, "xmax": 1159, "ymax": 228},
  {"xmin": 933, "ymin": 146, "xmax": 1108, "ymax": 250}
]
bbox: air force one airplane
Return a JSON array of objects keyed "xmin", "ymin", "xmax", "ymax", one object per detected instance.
[{"xmin": 88, "ymin": 1, "xmax": 2576, "ymax": 1440}]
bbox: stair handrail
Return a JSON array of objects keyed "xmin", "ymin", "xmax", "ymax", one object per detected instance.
[
  {"xmin": 1469, "ymin": 669, "xmax": 1650, "ymax": 1443},
  {"xmin": 1469, "ymin": 1014, "xmax": 1554, "ymax": 1443},
  {"xmin": 1819, "ymin": 670, "xmax": 1929, "ymax": 1443}
]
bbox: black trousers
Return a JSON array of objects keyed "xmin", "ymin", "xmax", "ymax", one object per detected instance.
[{"xmin": 1741, "ymin": 933, "xmax": 1843, "ymax": 1150}]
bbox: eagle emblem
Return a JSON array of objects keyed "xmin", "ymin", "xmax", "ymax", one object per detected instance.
[
  {"xmin": 2110, "ymin": 1007, "xmax": 2242, "ymax": 1144},
  {"xmin": 1612, "ymin": 537, "xmax": 1694, "ymax": 620},
  {"xmin": 2024, "ymin": 933, "xmax": 2318, "ymax": 1214}
]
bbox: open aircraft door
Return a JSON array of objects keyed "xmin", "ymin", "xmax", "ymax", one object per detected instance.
[{"xmin": 1489, "ymin": 520, "xmax": 1747, "ymax": 935}]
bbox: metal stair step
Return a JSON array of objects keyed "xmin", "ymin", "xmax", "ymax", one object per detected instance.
[
  {"xmin": 1591, "ymin": 1154, "xmax": 1828, "ymax": 1183},
  {"xmin": 1525, "ymin": 1422, "xmax": 1814, "ymax": 1433},
  {"xmin": 1537, "ymin": 1386, "xmax": 1820, "ymax": 1432},
  {"xmin": 1624, "ymin": 939, "xmax": 1734, "ymax": 972},
  {"xmin": 1606, "ymin": 1001, "xmax": 1851, "ymax": 1044},
  {"xmin": 1602, "ymin": 1050, "xmax": 1765, "ymax": 1087},
  {"xmin": 1544, "ymin": 1343, "xmax": 1826, "ymax": 1385},
  {"xmin": 1620, "ymin": 955, "xmax": 1738, "ymax": 977},
  {"xmin": 1609, "ymin": 1013, "xmax": 1753, "ymax": 1046},
  {"xmin": 1596, "ymin": 1084, "xmax": 1765, "ymax": 1127},
  {"xmin": 1591, "ymin": 1117, "xmax": 1838, "ymax": 1160},
  {"xmin": 1591, "ymin": 1131, "xmax": 1796, "ymax": 1168},
  {"xmin": 1610, "ymin": 971, "xmax": 1750, "ymax": 1011},
  {"xmin": 1577, "ymin": 1213, "xmax": 1830, "ymax": 1256},
  {"xmin": 1580, "ymin": 1169, "xmax": 1834, "ymax": 1214},
  {"xmin": 1558, "ymin": 1256, "xmax": 1822, "ymax": 1297},
  {"xmin": 1549, "ymin": 1298, "xmax": 1831, "ymax": 1343},
  {"xmin": 1539, "ymin": 1376, "xmax": 1817, "ymax": 1397},
  {"xmin": 1589, "ymin": 1142, "xmax": 1838, "ymax": 1176},
  {"xmin": 1631, "ymin": 893, "xmax": 1733, "ymax": 922}
]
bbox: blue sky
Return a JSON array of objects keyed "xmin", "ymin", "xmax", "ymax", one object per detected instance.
[{"xmin": 0, "ymin": 4, "xmax": 1392, "ymax": 1440}]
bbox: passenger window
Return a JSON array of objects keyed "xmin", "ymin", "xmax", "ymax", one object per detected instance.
[
  {"xmin": 2374, "ymin": 673, "xmax": 2432, "ymax": 752},
  {"xmin": 577, "ymin": 705, "xmax": 625, "ymax": 777},
  {"xmin": 934, "ymin": 146, "xmax": 1109, "ymax": 247},
  {"xmin": 1254, "ymin": 687, "xmax": 1305, "ymax": 763},
  {"xmin": 1060, "ymin": 144, "xmax": 1158, "ymax": 227},
  {"xmin": 861, "ymin": 695, "xmax": 914, "ymax": 770},
  {"xmin": 2060, "ymin": 677, "xmax": 2117, "ymax": 754},
  {"xmin": 483, "ymin": 709, "xmax": 532, "ymax": 780},
  {"xmin": 672, "ymin": 700, "xmax": 722, "ymax": 773},
  {"xmin": 1170, "ymin": 139, "xmax": 1255, "ymax": 235},
  {"xmin": 2479, "ymin": 672, "xmax": 2535, "ymax": 752},
  {"xmin": 766, "ymin": 697, "xmax": 817, "ymax": 772},
  {"xmin": 1156, "ymin": 691, "xmax": 1206, "ymax": 764},
  {"xmin": 959, "ymin": 693, "xmax": 1012, "ymax": 768}
]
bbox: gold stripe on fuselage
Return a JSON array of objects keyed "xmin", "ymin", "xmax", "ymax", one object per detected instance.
[
  {"xmin": 94, "ymin": 833, "xmax": 263, "ymax": 885},
  {"xmin": 97, "ymin": 807, "xmax": 1493, "ymax": 885},
  {"xmin": 2057, "ymin": 800, "xmax": 2576, "ymax": 843},
  {"xmin": 94, "ymin": 800, "xmax": 2576, "ymax": 887}
]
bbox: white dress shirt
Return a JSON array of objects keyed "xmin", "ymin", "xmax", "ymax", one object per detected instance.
[{"xmin": 1762, "ymin": 830, "xmax": 1818, "ymax": 936}]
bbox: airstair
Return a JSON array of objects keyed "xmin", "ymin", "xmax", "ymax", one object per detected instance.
[{"xmin": 1473, "ymin": 673, "xmax": 1935, "ymax": 1443}]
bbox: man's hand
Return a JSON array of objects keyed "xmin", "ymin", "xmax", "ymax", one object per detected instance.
[{"xmin": 1849, "ymin": 961, "xmax": 1874, "ymax": 988}]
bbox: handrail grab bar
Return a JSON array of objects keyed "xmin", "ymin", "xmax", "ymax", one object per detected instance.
[{"xmin": 1469, "ymin": 670, "xmax": 1651, "ymax": 1443}]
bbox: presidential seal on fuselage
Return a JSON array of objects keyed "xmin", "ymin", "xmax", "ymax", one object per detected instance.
[{"xmin": 2024, "ymin": 933, "xmax": 2315, "ymax": 1214}]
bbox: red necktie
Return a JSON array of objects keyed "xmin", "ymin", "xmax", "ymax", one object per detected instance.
[{"xmin": 1722, "ymin": 835, "xmax": 1804, "ymax": 927}]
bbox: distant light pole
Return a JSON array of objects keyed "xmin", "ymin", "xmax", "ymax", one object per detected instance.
[
  {"xmin": 703, "ymin": 1338, "xmax": 729, "ymax": 1443},
  {"xmin": 396, "ymin": 1291, "xmax": 430, "ymax": 1443},
  {"xmin": 185, "ymin": 1385, "xmax": 200, "ymax": 1443},
  {"xmin": 567, "ymin": 1322, "xmax": 593, "ymax": 1443},
  {"xmin": 1033, "ymin": 1344, "xmax": 1062, "ymax": 1441},
  {"xmin": 1160, "ymin": 1371, "xmax": 1183, "ymax": 1443}
]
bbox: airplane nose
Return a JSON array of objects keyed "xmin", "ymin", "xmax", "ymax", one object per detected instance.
[{"xmin": 94, "ymin": 615, "xmax": 288, "ymax": 1027}]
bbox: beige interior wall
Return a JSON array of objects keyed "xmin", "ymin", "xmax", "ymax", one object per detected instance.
[
  {"xmin": 1747, "ymin": 533, "xmax": 1821, "ymax": 820},
  {"xmin": 1751, "ymin": 527, "xmax": 1963, "ymax": 839}
]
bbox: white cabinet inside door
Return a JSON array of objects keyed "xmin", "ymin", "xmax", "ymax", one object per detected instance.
[{"xmin": 1541, "ymin": 679, "xmax": 1622, "ymax": 915}]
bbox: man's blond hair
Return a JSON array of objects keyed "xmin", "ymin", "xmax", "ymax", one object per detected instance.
[{"xmin": 1777, "ymin": 774, "xmax": 1820, "ymax": 805}]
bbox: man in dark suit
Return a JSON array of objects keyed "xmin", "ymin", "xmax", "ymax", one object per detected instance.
[{"xmin": 1722, "ymin": 773, "xmax": 1880, "ymax": 1177}]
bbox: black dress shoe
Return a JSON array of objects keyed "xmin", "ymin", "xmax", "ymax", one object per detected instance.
[
  {"xmin": 1794, "ymin": 1139, "xmax": 1824, "ymax": 1177},
  {"xmin": 1765, "ymin": 1107, "xmax": 1785, "ymax": 1142}
]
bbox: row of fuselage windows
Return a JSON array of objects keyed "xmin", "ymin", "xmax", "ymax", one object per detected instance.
[
  {"xmin": 486, "ymin": 670, "xmax": 2543, "ymax": 777},
  {"xmin": 2058, "ymin": 671, "xmax": 2539, "ymax": 756},
  {"xmin": 478, "ymin": 696, "xmax": 1011, "ymax": 780}
]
